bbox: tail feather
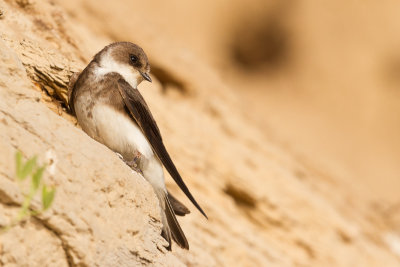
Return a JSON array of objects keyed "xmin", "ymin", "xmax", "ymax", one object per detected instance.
[
  {"xmin": 164, "ymin": 194, "xmax": 189, "ymax": 249},
  {"xmin": 161, "ymin": 226, "xmax": 172, "ymax": 251},
  {"xmin": 156, "ymin": 189, "xmax": 189, "ymax": 250},
  {"xmin": 168, "ymin": 191, "xmax": 190, "ymax": 216}
]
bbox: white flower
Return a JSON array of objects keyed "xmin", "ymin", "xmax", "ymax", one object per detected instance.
[{"xmin": 45, "ymin": 150, "xmax": 57, "ymax": 176}]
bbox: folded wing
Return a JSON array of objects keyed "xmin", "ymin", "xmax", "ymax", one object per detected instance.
[{"xmin": 117, "ymin": 78, "xmax": 207, "ymax": 218}]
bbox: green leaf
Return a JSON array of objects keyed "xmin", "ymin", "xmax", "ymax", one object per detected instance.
[
  {"xmin": 42, "ymin": 185, "xmax": 55, "ymax": 210},
  {"xmin": 20, "ymin": 156, "xmax": 37, "ymax": 180},
  {"xmin": 32, "ymin": 166, "xmax": 45, "ymax": 192},
  {"xmin": 15, "ymin": 151, "xmax": 23, "ymax": 180}
]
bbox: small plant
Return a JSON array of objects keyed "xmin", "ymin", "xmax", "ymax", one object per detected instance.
[{"xmin": 1, "ymin": 151, "xmax": 56, "ymax": 232}]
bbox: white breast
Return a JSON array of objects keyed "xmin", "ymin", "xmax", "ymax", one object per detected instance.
[{"xmin": 90, "ymin": 104, "xmax": 154, "ymax": 159}]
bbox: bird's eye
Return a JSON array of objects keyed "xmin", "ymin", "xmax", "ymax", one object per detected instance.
[{"xmin": 130, "ymin": 54, "xmax": 138, "ymax": 64}]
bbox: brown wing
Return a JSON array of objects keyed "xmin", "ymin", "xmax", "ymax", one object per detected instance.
[{"xmin": 117, "ymin": 78, "xmax": 207, "ymax": 218}]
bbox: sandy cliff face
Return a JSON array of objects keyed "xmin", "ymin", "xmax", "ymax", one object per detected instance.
[{"xmin": 0, "ymin": 0, "xmax": 399, "ymax": 266}]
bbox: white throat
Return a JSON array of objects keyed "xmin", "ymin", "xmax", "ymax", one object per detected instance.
[{"xmin": 95, "ymin": 49, "xmax": 140, "ymax": 88}]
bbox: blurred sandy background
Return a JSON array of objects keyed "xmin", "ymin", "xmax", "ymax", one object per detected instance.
[{"xmin": 58, "ymin": 0, "xmax": 400, "ymax": 202}]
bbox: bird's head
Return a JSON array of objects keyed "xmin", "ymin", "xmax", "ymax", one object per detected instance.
[{"xmin": 94, "ymin": 42, "xmax": 152, "ymax": 88}]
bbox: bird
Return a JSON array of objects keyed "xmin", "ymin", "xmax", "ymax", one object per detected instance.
[{"xmin": 67, "ymin": 42, "xmax": 207, "ymax": 250}]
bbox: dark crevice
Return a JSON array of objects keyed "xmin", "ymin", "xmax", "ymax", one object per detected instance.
[
  {"xmin": 229, "ymin": 2, "xmax": 292, "ymax": 73},
  {"xmin": 36, "ymin": 217, "xmax": 77, "ymax": 267},
  {"xmin": 224, "ymin": 183, "xmax": 257, "ymax": 209},
  {"xmin": 150, "ymin": 65, "xmax": 187, "ymax": 94}
]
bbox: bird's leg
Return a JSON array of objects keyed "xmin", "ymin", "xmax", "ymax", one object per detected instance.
[
  {"xmin": 116, "ymin": 151, "xmax": 144, "ymax": 175},
  {"xmin": 130, "ymin": 151, "xmax": 144, "ymax": 175}
]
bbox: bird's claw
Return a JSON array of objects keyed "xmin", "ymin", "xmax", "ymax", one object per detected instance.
[{"xmin": 118, "ymin": 151, "xmax": 144, "ymax": 175}]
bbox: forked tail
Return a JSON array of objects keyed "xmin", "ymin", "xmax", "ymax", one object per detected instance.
[{"xmin": 157, "ymin": 190, "xmax": 189, "ymax": 250}]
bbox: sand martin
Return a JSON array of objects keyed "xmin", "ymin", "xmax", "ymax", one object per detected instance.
[{"xmin": 68, "ymin": 42, "xmax": 207, "ymax": 250}]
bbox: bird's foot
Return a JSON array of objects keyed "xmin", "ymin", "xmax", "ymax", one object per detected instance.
[
  {"xmin": 121, "ymin": 151, "xmax": 143, "ymax": 175},
  {"xmin": 115, "ymin": 153, "xmax": 124, "ymax": 160}
]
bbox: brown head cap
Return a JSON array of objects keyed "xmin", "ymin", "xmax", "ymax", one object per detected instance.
[{"xmin": 94, "ymin": 42, "xmax": 151, "ymax": 82}]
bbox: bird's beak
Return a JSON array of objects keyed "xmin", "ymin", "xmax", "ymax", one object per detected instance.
[{"xmin": 140, "ymin": 72, "xmax": 152, "ymax": 82}]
